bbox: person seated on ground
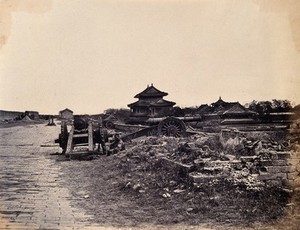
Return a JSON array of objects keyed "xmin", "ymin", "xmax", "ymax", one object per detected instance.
[{"xmin": 107, "ymin": 133, "xmax": 125, "ymax": 156}]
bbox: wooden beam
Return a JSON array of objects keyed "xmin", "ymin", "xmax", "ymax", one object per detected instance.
[
  {"xmin": 88, "ymin": 122, "xmax": 93, "ymax": 151},
  {"xmin": 65, "ymin": 126, "xmax": 74, "ymax": 154},
  {"xmin": 73, "ymin": 133, "xmax": 88, "ymax": 138}
]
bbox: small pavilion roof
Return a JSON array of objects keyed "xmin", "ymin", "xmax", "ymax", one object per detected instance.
[{"xmin": 134, "ymin": 84, "xmax": 168, "ymax": 98}]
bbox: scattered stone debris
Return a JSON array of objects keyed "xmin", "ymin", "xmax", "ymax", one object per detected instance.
[
  {"xmin": 116, "ymin": 130, "xmax": 296, "ymax": 193},
  {"xmin": 56, "ymin": 125, "xmax": 299, "ymax": 227}
]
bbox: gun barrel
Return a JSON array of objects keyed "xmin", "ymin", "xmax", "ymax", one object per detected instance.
[{"xmin": 146, "ymin": 116, "xmax": 202, "ymax": 124}]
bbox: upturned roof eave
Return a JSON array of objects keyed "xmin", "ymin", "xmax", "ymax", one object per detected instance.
[
  {"xmin": 128, "ymin": 100, "xmax": 175, "ymax": 108},
  {"xmin": 128, "ymin": 101, "xmax": 151, "ymax": 107}
]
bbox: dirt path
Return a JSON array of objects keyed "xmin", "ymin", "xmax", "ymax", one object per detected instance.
[{"xmin": 0, "ymin": 123, "xmax": 100, "ymax": 229}]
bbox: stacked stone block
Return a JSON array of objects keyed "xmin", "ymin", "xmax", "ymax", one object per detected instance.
[
  {"xmin": 189, "ymin": 151, "xmax": 299, "ymax": 189},
  {"xmin": 288, "ymin": 147, "xmax": 300, "ymax": 191}
]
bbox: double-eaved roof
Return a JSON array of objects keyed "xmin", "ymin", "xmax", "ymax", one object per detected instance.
[{"xmin": 128, "ymin": 84, "xmax": 175, "ymax": 108}]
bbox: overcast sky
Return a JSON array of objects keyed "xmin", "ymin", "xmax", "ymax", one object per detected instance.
[{"xmin": 0, "ymin": 0, "xmax": 299, "ymax": 114}]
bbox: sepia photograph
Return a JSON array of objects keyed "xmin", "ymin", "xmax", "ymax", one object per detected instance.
[{"xmin": 0, "ymin": 0, "xmax": 300, "ymax": 229}]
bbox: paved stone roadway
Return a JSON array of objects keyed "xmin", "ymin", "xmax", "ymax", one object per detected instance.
[{"xmin": 0, "ymin": 123, "xmax": 100, "ymax": 230}]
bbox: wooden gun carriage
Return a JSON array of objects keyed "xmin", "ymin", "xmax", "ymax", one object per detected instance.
[{"xmin": 55, "ymin": 115, "xmax": 109, "ymax": 157}]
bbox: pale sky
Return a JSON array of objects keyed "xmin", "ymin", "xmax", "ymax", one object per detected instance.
[{"xmin": 0, "ymin": 0, "xmax": 299, "ymax": 114}]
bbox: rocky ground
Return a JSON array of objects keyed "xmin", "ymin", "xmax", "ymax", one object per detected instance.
[
  {"xmin": 59, "ymin": 136, "xmax": 300, "ymax": 229},
  {"xmin": 0, "ymin": 121, "xmax": 299, "ymax": 229}
]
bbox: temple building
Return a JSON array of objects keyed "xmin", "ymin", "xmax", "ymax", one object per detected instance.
[
  {"xmin": 198, "ymin": 97, "xmax": 256, "ymax": 119},
  {"xmin": 196, "ymin": 97, "xmax": 257, "ymax": 131},
  {"xmin": 128, "ymin": 84, "xmax": 176, "ymax": 123}
]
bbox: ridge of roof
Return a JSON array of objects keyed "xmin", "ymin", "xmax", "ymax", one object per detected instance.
[{"xmin": 60, "ymin": 108, "xmax": 73, "ymax": 113}]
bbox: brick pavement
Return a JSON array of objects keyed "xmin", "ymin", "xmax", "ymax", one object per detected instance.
[{"xmin": 0, "ymin": 123, "xmax": 100, "ymax": 230}]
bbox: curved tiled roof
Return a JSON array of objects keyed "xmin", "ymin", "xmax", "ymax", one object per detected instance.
[
  {"xmin": 134, "ymin": 85, "xmax": 168, "ymax": 98},
  {"xmin": 150, "ymin": 99, "xmax": 176, "ymax": 107},
  {"xmin": 128, "ymin": 98, "xmax": 175, "ymax": 108}
]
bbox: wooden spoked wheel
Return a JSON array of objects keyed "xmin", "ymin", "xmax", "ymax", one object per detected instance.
[
  {"xmin": 104, "ymin": 121, "xmax": 115, "ymax": 129},
  {"xmin": 158, "ymin": 117, "xmax": 187, "ymax": 137}
]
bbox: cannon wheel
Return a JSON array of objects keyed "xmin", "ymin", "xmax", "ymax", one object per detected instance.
[
  {"xmin": 104, "ymin": 121, "xmax": 115, "ymax": 129},
  {"xmin": 158, "ymin": 117, "xmax": 187, "ymax": 137}
]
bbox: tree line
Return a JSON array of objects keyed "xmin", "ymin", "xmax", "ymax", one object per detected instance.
[{"xmin": 104, "ymin": 99, "xmax": 297, "ymax": 121}]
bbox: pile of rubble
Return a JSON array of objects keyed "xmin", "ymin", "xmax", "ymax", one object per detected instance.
[
  {"xmin": 116, "ymin": 131, "xmax": 294, "ymax": 192},
  {"xmin": 106, "ymin": 132, "xmax": 297, "ymax": 226}
]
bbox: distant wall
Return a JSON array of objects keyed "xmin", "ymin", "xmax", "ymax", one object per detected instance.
[{"xmin": 0, "ymin": 110, "xmax": 22, "ymax": 120}]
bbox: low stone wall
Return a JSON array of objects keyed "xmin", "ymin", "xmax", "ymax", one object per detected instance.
[
  {"xmin": 288, "ymin": 148, "xmax": 300, "ymax": 191},
  {"xmin": 158, "ymin": 157, "xmax": 194, "ymax": 177},
  {"xmin": 246, "ymin": 152, "xmax": 294, "ymax": 187},
  {"xmin": 239, "ymin": 151, "xmax": 300, "ymax": 189},
  {"xmin": 161, "ymin": 150, "xmax": 300, "ymax": 190}
]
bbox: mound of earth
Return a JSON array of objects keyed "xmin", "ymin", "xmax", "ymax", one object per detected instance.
[{"xmin": 58, "ymin": 135, "xmax": 296, "ymax": 228}]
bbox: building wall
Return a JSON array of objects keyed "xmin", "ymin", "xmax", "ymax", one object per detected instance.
[
  {"xmin": 60, "ymin": 111, "xmax": 73, "ymax": 119},
  {"xmin": 0, "ymin": 110, "xmax": 23, "ymax": 120}
]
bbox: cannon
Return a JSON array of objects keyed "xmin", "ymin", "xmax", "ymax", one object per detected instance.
[
  {"xmin": 55, "ymin": 115, "xmax": 203, "ymax": 157},
  {"xmin": 55, "ymin": 115, "xmax": 108, "ymax": 155},
  {"xmin": 120, "ymin": 116, "xmax": 202, "ymax": 142}
]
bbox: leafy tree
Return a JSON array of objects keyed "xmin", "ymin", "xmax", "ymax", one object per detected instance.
[
  {"xmin": 271, "ymin": 99, "xmax": 292, "ymax": 112},
  {"xmin": 246, "ymin": 100, "xmax": 292, "ymax": 114},
  {"xmin": 104, "ymin": 108, "xmax": 131, "ymax": 123},
  {"xmin": 156, "ymin": 107, "xmax": 181, "ymax": 117},
  {"xmin": 181, "ymin": 106, "xmax": 199, "ymax": 116},
  {"xmin": 169, "ymin": 106, "xmax": 185, "ymax": 117}
]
